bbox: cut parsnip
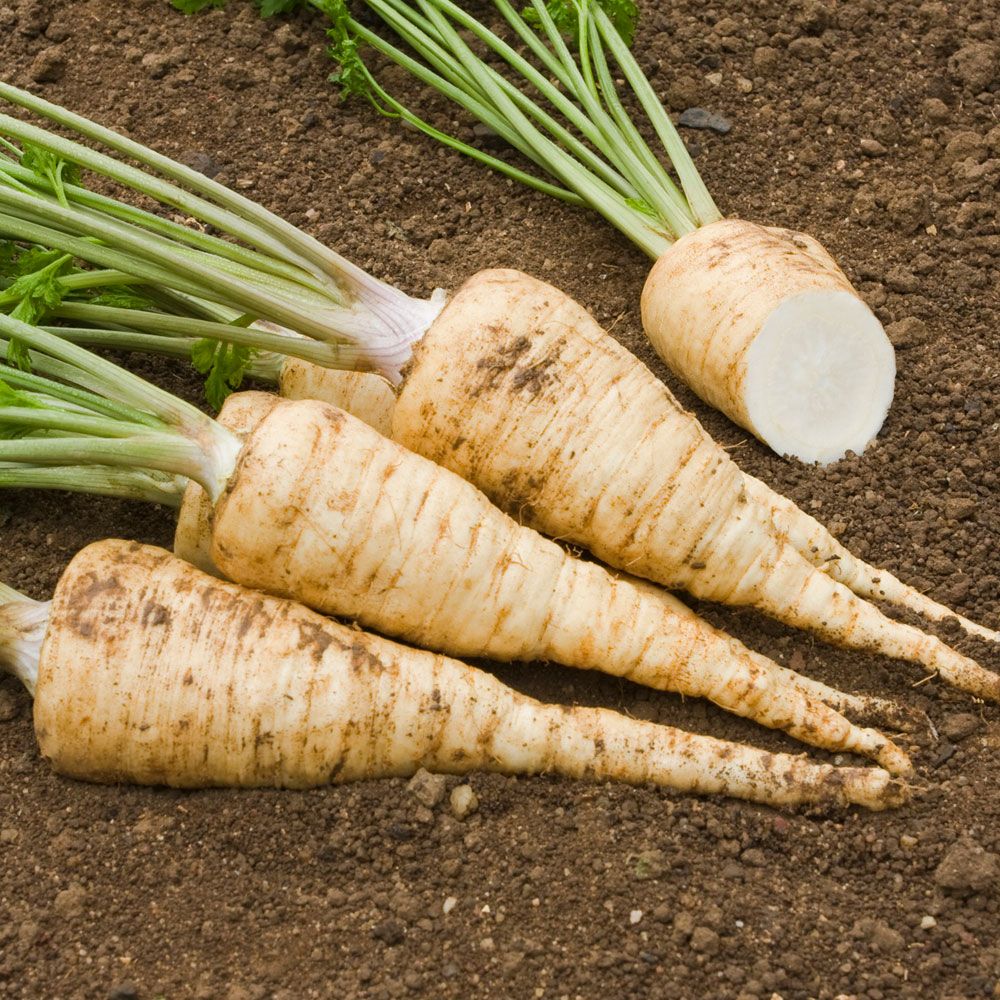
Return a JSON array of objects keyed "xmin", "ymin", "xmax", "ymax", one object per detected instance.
[{"xmin": 641, "ymin": 221, "xmax": 896, "ymax": 464}]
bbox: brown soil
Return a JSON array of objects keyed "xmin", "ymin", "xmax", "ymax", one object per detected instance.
[{"xmin": 1, "ymin": 0, "xmax": 999, "ymax": 997}]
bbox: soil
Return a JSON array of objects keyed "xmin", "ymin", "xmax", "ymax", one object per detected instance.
[{"xmin": 1, "ymin": 0, "xmax": 999, "ymax": 997}]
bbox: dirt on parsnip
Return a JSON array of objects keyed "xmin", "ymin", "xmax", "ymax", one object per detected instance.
[{"xmin": 1, "ymin": 0, "xmax": 999, "ymax": 997}]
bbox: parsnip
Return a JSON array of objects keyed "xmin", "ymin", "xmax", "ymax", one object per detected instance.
[
  {"xmin": 390, "ymin": 269, "xmax": 998, "ymax": 699},
  {"xmin": 305, "ymin": 0, "xmax": 897, "ymax": 464},
  {"xmin": 200, "ymin": 393, "xmax": 911, "ymax": 772},
  {"xmin": 0, "ymin": 89, "xmax": 992, "ymax": 702},
  {"xmin": 0, "ymin": 314, "xmax": 915, "ymax": 770},
  {"xmin": 641, "ymin": 221, "xmax": 896, "ymax": 464},
  {"xmin": 269, "ymin": 365, "xmax": 998, "ymax": 646},
  {"xmin": 0, "ymin": 540, "xmax": 907, "ymax": 810}
]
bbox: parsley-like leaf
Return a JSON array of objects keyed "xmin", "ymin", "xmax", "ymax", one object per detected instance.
[
  {"xmin": 6, "ymin": 258, "xmax": 72, "ymax": 326},
  {"xmin": 2, "ymin": 251, "xmax": 74, "ymax": 370},
  {"xmin": 20, "ymin": 142, "xmax": 82, "ymax": 208},
  {"xmin": 170, "ymin": 0, "xmax": 227, "ymax": 12},
  {"xmin": 256, "ymin": 0, "xmax": 304, "ymax": 15},
  {"xmin": 323, "ymin": 0, "xmax": 376, "ymax": 101},
  {"xmin": 84, "ymin": 288, "xmax": 159, "ymax": 310},
  {"xmin": 191, "ymin": 338, "xmax": 254, "ymax": 410},
  {"xmin": 522, "ymin": 0, "xmax": 638, "ymax": 48},
  {"xmin": 0, "ymin": 380, "xmax": 41, "ymax": 439},
  {"xmin": 2, "ymin": 245, "xmax": 64, "ymax": 280},
  {"xmin": 0, "ymin": 379, "xmax": 42, "ymax": 410}
]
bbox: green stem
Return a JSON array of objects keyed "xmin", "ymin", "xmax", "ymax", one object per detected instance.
[
  {"xmin": 0, "ymin": 350, "xmax": 164, "ymax": 426},
  {"xmin": 334, "ymin": 0, "xmax": 718, "ymax": 253},
  {"xmin": 592, "ymin": 7, "xmax": 721, "ymax": 226},
  {"xmin": 410, "ymin": 2, "xmax": 672, "ymax": 254},
  {"xmin": 0, "ymin": 82, "xmax": 423, "ymax": 306},
  {"xmin": 0, "ymin": 159, "xmax": 336, "ymax": 294},
  {"xmin": 0, "ymin": 313, "xmax": 241, "ymax": 497},
  {"xmin": 0, "ymin": 406, "xmax": 151, "ymax": 438},
  {"xmin": 0, "ymin": 463, "xmax": 185, "ymax": 507},
  {"xmin": 51, "ymin": 302, "xmax": 345, "ymax": 368},
  {"xmin": 43, "ymin": 328, "xmax": 286, "ymax": 382}
]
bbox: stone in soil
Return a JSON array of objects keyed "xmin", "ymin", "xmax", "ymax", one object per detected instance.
[
  {"xmin": 28, "ymin": 45, "xmax": 65, "ymax": 82},
  {"xmin": 406, "ymin": 768, "xmax": 447, "ymax": 809},
  {"xmin": 677, "ymin": 107, "xmax": 732, "ymax": 134},
  {"xmin": 934, "ymin": 839, "xmax": 1000, "ymax": 894},
  {"xmin": 449, "ymin": 783, "xmax": 478, "ymax": 820}
]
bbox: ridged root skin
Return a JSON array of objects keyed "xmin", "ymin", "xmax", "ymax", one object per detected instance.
[
  {"xmin": 34, "ymin": 539, "xmax": 906, "ymax": 810},
  {"xmin": 749, "ymin": 546, "xmax": 1000, "ymax": 703},
  {"xmin": 743, "ymin": 474, "xmax": 1000, "ymax": 644},
  {"xmin": 278, "ymin": 359, "xmax": 397, "ymax": 437},
  {"xmin": 391, "ymin": 269, "xmax": 994, "ymax": 700},
  {"xmin": 640, "ymin": 219, "xmax": 895, "ymax": 464},
  {"xmin": 173, "ymin": 391, "xmax": 280, "ymax": 578},
  {"xmin": 196, "ymin": 397, "xmax": 908, "ymax": 769}
]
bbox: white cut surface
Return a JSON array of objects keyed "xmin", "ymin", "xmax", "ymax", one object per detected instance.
[{"xmin": 743, "ymin": 289, "xmax": 896, "ymax": 464}]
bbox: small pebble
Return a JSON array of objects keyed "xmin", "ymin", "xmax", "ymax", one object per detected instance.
[
  {"xmin": 868, "ymin": 920, "xmax": 905, "ymax": 953},
  {"xmin": 899, "ymin": 834, "xmax": 918, "ymax": 849},
  {"xmin": 53, "ymin": 883, "xmax": 87, "ymax": 918},
  {"xmin": 29, "ymin": 46, "xmax": 66, "ymax": 83},
  {"xmin": 407, "ymin": 767, "xmax": 447, "ymax": 808},
  {"xmin": 920, "ymin": 915, "xmax": 937, "ymax": 930},
  {"xmin": 948, "ymin": 42, "xmax": 998, "ymax": 92},
  {"xmin": 885, "ymin": 317, "xmax": 929, "ymax": 349},
  {"xmin": 934, "ymin": 838, "xmax": 999, "ymax": 894},
  {"xmin": 442, "ymin": 896, "xmax": 458, "ymax": 915},
  {"xmin": 860, "ymin": 138, "xmax": 888, "ymax": 157},
  {"xmin": 689, "ymin": 926, "xmax": 720, "ymax": 955},
  {"xmin": 942, "ymin": 500, "xmax": 977, "ymax": 524},
  {"xmin": 629, "ymin": 909, "xmax": 643, "ymax": 925},
  {"xmin": 678, "ymin": 107, "xmax": 732, "ymax": 134},
  {"xmin": 449, "ymin": 784, "xmax": 478, "ymax": 820}
]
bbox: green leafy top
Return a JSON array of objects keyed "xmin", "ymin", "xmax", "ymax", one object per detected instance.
[
  {"xmin": 316, "ymin": 0, "xmax": 721, "ymax": 255},
  {"xmin": 523, "ymin": 0, "xmax": 638, "ymax": 48},
  {"xmin": 324, "ymin": 0, "xmax": 378, "ymax": 101},
  {"xmin": 169, "ymin": 0, "xmax": 305, "ymax": 14},
  {"xmin": 0, "ymin": 247, "xmax": 74, "ymax": 369},
  {"xmin": 168, "ymin": 0, "xmax": 227, "ymax": 12},
  {"xmin": 190, "ymin": 338, "xmax": 253, "ymax": 410}
]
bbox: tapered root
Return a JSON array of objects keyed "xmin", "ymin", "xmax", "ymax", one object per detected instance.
[
  {"xmin": 744, "ymin": 475, "xmax": 1000, "ymax": 644},
  {"xmin": 391, "ymin": 269, "xmax": 988, "ymax": 706},
  {"xmin": 205, "ymin": 399, "xmax": 909, "ymax": 771},
  {"xmin": 780, "ymin": 665, "xmax": 928, "ymax": 734},
  {"xmin": 484, "ymin": 703, "xmax": 909, "ymax": 811},
  {"xmin": 750, "ymin": 546, "xmax": 1000, "ymax": 702},
  {"xmin": 35, "ymin": 540, "xmax": 906, "ymax": 810}
]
